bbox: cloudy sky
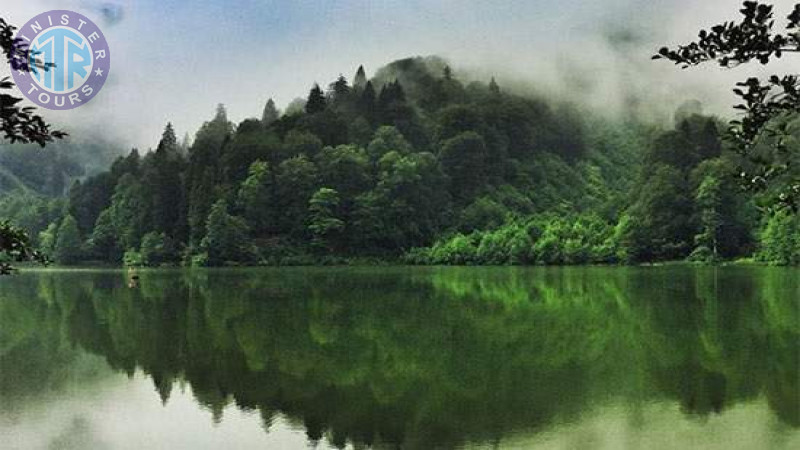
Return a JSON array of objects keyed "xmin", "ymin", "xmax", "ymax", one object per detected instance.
[{"xmin": 2, "ymin": 0, "xmax": 796, "ymax": 151}]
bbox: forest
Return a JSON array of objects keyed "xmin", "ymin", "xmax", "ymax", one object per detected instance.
[{"xmin": 0, "ymin": 56, "xmax": 797, "ymax": 267}]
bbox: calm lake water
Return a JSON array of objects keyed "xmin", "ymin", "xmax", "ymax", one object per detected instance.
[{"xmin": 0, "ymin": 266, "xmax": 797, "ymax": 449}]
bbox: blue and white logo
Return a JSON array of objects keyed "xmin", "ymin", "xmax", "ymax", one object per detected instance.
[
  {"xmin": 30, "ymin": 27, "xmax": 93, "ymax": 93},
  {"xmin": 11, "ymin": 10, "xmax": 111, "ymax": 110}
]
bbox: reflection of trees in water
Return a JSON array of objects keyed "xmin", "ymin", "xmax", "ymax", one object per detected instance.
[{"xmin": 0, "ymin": 267, "xmax": 797, "ymax": 449}]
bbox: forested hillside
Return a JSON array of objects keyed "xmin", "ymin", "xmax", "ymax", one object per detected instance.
[{"xmin": 1, "ymin": 56, "xmax": 797, "ymax": 266}]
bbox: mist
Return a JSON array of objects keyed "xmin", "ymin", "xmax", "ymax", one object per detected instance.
[{"xmin": 2, "ymin": 0, "xmax": 797, "ymax": 152}]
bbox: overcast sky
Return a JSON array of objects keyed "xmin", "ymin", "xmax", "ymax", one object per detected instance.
[{"xmin": 3, "ymin": 0, "xmax": 796, "ymax": 151}]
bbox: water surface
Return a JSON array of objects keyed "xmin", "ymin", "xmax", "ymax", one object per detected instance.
[{"xmin": 1, "ymin": 266, "xmax": 798, "ymax": 449}]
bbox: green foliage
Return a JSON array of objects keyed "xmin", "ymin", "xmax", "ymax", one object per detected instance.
[
  {"xmin": 305, "ymin": 83, "xmax": 327, "ymax": 114},
  {"xmin": 1, "ymin": 56, "xmax": 794, "ymax": 266},
  {"xmin": 53, "ymin": 215, "xmax": 81, "ymax": 265},
  {"xmin": 439, "ymin": 131, "xmax": 489, "ymax": 201},
  {"xmin": 756, "ymin": 210, "xmax": 800, "ymax": 265},
  {"xmin": 140, "ymin": 231, "xmax": 177, "ymax": 266},
  {"xmin": 0, "ymin": 219, "xmax": 45, "ymax": 273},
  {"xmin": 408, "ymin": 214, "xmax": 616, "ymax": 265},
  {"xmin": 261, "ymin": 98, "xmax": 279, "ymax": 126},
  {"xmin": 237, "ymin": 160, "xmax": 273, "ymax": 235},
  {"xmin": 37, "ymin": 222, "xmax": 58, "ymax": 257},
  {"xmin": 123, "ymin": 249, "xmax": 143, "ymax": 267},
  {"xmin": 654, "ymin": 1, "xmax": 800, "ymax": 208},
  {"xmin": 200, "ymin": 199, "xmax": 253, "ymax": 266},
  {"xmin": 618, "ymin": 164, "xmax": 692, "ymax": 262},
  {"xmin": 308, "ymin": 188, "xmax": 345, "ymax": 252},
  {"xmin": 87, "ymin": 208, "xmax": 120, "ymax": 262}
]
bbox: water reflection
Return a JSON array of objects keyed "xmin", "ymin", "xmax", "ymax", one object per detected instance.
[{"xmin": 0, "ymin": 266, "xmax": 797, "ymax": 449}]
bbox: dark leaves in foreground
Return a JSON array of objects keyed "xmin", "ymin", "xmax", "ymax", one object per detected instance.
[
  {"xmin": 0, "ymin": 17, "xmax": 66, "ymax": 146},
  {"xmin": 0, "ymin": 220, "xmax": 48, "ymax": 274},
  {"xmin": 654, "ymin": 1, "xmax": 800, "ymax": 209}
]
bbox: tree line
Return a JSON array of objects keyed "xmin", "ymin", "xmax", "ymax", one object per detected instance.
[{"xmin": 1, "ymin": 56, "xmax": 797, "ymax": 266}]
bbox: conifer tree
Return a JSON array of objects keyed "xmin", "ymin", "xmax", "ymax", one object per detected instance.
[
  {"xmin": 353, "ymin": 65, "xmax": 367, "ymax": 90},
  {"xmin": 262, "ymin": 98, "xmax": 279, "ymax": 125},
  {"xmin": 489, "ymin": 77, "xmax": 500, "ymax": 94},
  {"xmin": 306, "ymin": 83, "xmax": 327, "ymax": 114},
  {"xmin": 330, "ymin": 75, "xmax": 350, "ymax": 100},
  {"xmin": 360, "ymin": 81, "xmax": 377, "ymax": 120}
]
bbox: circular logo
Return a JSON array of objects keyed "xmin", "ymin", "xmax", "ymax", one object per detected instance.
[{"xmin": 10, "ymin": 10, "xmax": 110, "ymax": 110}]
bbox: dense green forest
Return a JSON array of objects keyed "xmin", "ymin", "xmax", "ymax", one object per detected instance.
[{"xmin": 0, "ymin": 57, "xmax": 797, "ymax": 266}]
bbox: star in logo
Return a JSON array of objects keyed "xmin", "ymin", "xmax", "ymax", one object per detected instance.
[{"xmin": 94, "ymin": 68, "xmax": 104, "ymax": 77}]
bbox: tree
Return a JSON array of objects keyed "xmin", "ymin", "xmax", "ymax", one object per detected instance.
[
  {"xmin": 654, "ymin": 1, "xmax": 800, "ymax": 208},
  {"xmin": 186, "ymin": 105, "xmax": 233, "ymax": 244},
  {"xmin": 38, "ymin": 222, "xmax": 58, "ymax": 257},
  {"xmin": 620, "ymin": 165, "xmax": 694, "ymax": 262},
  {"xmin": 443, "ymin": 65, "xmax": 453, "ymax": 81},
  {"xmin": 0, "ymin": 16, "xmax": 64, "ymax": 273},
  {"xmin": 54, "ymin": 215, "xmax": 82, "ymax": 264},
  {"xmin": 306, "ymin": 83, "xmax": 327, "ymax": 114},
  {"xmin": 86, "ymin": 209, "xmax": 120, "ymax": 262},
  {"xmin": 690, "ymin": 158, "xmax": 754, "ymax": 260},
  {"xmin": 353, "ymin": 151, "xmax": 450, "ymax": 251},
  {"xmin": 308, "ymin": 188, "xmax": 344, "ymax": 252},
  {"xmin": 367, "ymin": 126, "xmax": 412, "ymax": 161},
  {"xmin": 283, "ymin": 129, "xmax": 323, "ymax": 159},
  {"xmin": 237, "ymin": 160, "xmax": 275, "ymax": 235},
  {"xmin": 201, "ymin": 199, "xmax": 252, "ymax": 266},
  {"xmin": 146, "ymin": 123, "xmax": 186, "ymax": 240},
  {"xmin": 693, "ymin": 174, "xmax": 724, "ymax": 260},
  {"xmin": 315, "ymin": 144, "xmax": 371, "ymax": 200},
  {"xmin": 108, "ymin": 174, "xmax": 149, "ymax": 251},
  {"xmin": 488, "ymin": 77, "xmax": 500, "ymax": 95},
  {"xmin": 274, "ymin": 156, "xmax": 319, "ymax": 236},
  {"xmin": 756, "ymin": 209, "xmax": 799, "ymax": 264},
  {"xmin": 0, "ymin": 220, "xmax": 46, "ymax": 273},
  {"xmin": 359, "ymin": 81, "xmax": 377, "ymax": 121},
  {"xmin": 353, "ymin": 65, "xmax": 368, "ymax": 90},
  {"xmin": 329, "ymin": 75, "xmax": 350, "ymax": 102},
  {"xmin": 439, "ymin": 131, "xmax": 490, "ymax": 201},
  {"xmin": 262, "ymin": 98, "xmax": 279, "ymax": 126},
  {"xmin": 140, "ymin": 231, "xmax": 176, "ymax": 266}
]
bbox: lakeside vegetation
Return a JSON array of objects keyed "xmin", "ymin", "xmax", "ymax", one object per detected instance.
[{"xmin": 1, "ymin": 58, "xmax": 798, "ymax": 267}]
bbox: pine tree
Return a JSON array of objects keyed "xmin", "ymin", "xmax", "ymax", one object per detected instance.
[
  {"xmin": 443, "ymin": 65, "xmax": 453, "ymax": 80},
  {"xmin": 353, "ymin": 65, "xmax": 367, "ymax": 90},
  {"xmin": 330, "ymin": 75, "xmax": 350, "ymax": 100},
  {"xmin": 261, "ymin": 98, "xmax": 279, "ymax": 125},
  {"xmin": 360, "ymin": 80, "xmax": 377, "ymax": 120},
  {"xmin": 214, "ymin": 103, "xmax": 228, "ymax": 123},
  {"xmin": 306, "ymin": 83, "xmax": 326, "ymax": 114},
  {"xmin": 157, "ymin": 122, "xmax": 178, "ymax": 154},
  {"xmin": 489, "ymin": 77, "xmax": 500, "ymax": 94},
  {"xmin": 148, "ymin": 123, "xmax": 186, "ymax": 239}
]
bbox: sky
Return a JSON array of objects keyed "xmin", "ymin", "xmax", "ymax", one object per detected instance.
[{"xmin": 2, "ymin": 0, "xmax": 797, "ymax": 152}]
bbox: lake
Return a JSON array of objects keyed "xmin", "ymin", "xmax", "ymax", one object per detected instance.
[{"xmin": 0, "ymin": 266, "xmax": 797, "ymax": 449}]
